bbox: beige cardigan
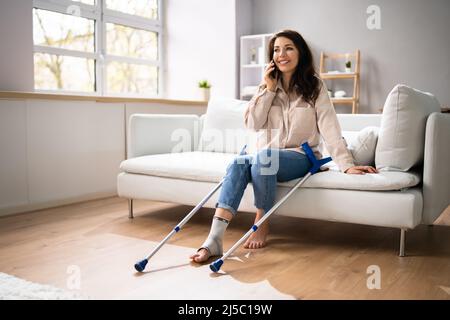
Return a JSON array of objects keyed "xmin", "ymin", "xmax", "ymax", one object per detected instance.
[{"xmin": 244, "ymin": 79, "xmax": 355, "ymax": 173}]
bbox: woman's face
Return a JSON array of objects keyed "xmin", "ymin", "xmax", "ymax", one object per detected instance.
[{"xmin": 273, "ymin": 36, "xmax": 299, "ymax": 75}]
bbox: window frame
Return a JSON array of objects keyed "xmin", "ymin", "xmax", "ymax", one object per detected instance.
[{"xmin": 32, "ymin": 0, "xmax": 163, "ymax": 97}]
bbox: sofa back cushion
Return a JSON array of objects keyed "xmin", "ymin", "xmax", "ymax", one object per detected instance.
[
  {"xmin": 375, "ymin": 84, "xmax": 441, "ymax": 171},
  {"xmin": 198, "ymin": 98, "xmax": 253, "ymax": 154}
]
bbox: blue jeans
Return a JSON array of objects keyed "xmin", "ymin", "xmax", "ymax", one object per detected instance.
[{"xmin": 216, "ymin": 149, "xmax": 312, "ymax": 215}]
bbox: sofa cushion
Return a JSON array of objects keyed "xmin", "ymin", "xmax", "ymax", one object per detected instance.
[
  {"xmin": 321, "ymin": 127, "xmax": 379, "ymax": 166},
  {"xmin": 375, "ymin": 84, "xmax": 441, "ymax": 171},
  {"xmin": 120, "ymin": 151, "xmax": 420, "ymax": 191},
  {"xmin": 121, "ymin": 152, "xmax": 236, "ymax": 182},
  {"xmin": 198, "ymin": 98, "xmax": 252, "ymax": 154},
  {"xmin": 344, "ymin": 126, "xmax": 379, "ymax": 166}
]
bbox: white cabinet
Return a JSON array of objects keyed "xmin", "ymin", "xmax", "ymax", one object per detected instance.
[
  {"xmin": 239, "ymin": 33, "xmax": 273, "ymax": 100},
  {"xmin": 0, "ymin": 100, "xmax": 28, "ymax": 210},
  {"xmin": 0, "ymin": 99, "xmax": 126, "ymax": 216},
  {"xmin": 0, "ymin": 96, "xmax": 207, "ymax": 216},
  {"xmin": 26, "ymin": 100, "xmax": 125, "ymax": 204}
]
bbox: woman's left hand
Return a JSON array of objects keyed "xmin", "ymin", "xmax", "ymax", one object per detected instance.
[{"xmin": 345, "ymin": 166, "xmax": 379, "ymax": 174}]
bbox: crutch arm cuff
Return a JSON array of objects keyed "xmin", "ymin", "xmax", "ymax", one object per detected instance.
[{"xmin": 301, "ymin": 142, "xmax": 332, "ymax": 174}]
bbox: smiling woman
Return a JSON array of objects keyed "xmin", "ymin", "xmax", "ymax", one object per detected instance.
[
  {"xmin": 267, "ymin": 30, "xmax": 320, "ymax": 105},
  {"xmin": 191, "ymin": 30, "xmax": 378, "ymax": 265}
]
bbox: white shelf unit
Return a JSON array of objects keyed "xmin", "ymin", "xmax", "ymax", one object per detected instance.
[{"xmin": 240, "ymin": 33, "xmax": 273, "ymax": 100}]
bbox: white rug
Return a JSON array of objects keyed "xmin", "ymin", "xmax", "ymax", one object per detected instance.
[{"xmin": 0, "ymin": 272, "xmax": 87, "ymax": 300}]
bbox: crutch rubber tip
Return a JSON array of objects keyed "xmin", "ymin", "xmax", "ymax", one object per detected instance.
[
  {"xmin": 209, "ymin": 259, "xmax": 223, "ymax": 273},
  {"xmin": 134, "ymin": 259, "xmax": 148, "ymax": 272}
]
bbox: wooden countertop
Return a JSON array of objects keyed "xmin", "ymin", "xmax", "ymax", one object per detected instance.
[{"xmin": 0, "ymin": 91, "xmax": 208, "ymax": 106}]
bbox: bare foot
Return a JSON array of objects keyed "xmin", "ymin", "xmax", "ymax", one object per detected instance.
[
  {"xmin": 244, "ymin": 218, "xmax": 269, "ymax": 249},
  {"xmin": 189, "ymin": 248, "xmax": 211, "ymax": 263}
]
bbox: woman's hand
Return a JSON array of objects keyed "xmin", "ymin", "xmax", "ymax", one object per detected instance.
[
  {"xmin": 263, "ymin": 60, "xmax": 277, "ymax": 92},
  {"xmin": 345, "ymin": 166, "xmax": 379, "ymax": 174}
]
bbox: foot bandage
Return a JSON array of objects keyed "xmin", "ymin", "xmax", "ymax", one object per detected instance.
[{"xmin": 199, "ymin": 216, "xmax": 229, "ymax": 256}]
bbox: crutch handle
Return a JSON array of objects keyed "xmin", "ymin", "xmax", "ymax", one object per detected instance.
[{"xmin": 301, "ymin": 142, "xmax": 332, "ymax": 174}]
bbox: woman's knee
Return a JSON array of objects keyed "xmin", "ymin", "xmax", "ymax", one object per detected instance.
[
  {"xmin": 233, "ymin": 154, "xmax": 253, "ymax": 166},
  {"xmin": 226, "ymin": 155, "xmax": 252, "ymax": 173},
  {"xmin": 252, "ymin": 149, "xmax": 279, "ymax": 176}
]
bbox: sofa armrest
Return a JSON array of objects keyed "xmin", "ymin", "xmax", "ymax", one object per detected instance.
[
  {"xmin": 422, "ymin": 112, "xmax": 450, "ymax": 224},
  {"xmin": 127, "ymin": 114, "xmax": 200, "ymax": 158}
]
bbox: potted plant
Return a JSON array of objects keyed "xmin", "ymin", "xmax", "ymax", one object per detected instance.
[
  {"xmin": 198, "ymin": 80, "xmax": 211, "ymax": 101},
  {"xmin": 345, "ymin": 60, "xmax": 352, "ymax": 73}
]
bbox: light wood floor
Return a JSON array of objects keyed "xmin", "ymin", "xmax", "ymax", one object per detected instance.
[{"xmin": 0, "ymin": 197, "xmax": 449, "ymax": 299}]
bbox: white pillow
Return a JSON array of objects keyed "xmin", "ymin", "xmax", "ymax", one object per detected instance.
[
  {"xmin": 320, "ymin": 127, "xmax": 378, "ymax": 166},
  {"xmin": 375, "ymin": 84, "xmax": 441, "ymax": 171},
  {"xmin": 198, "ymin": 97, "xmax": 253, "ymax": 154},
  {"xmin": 344, "ymin": 127, "xmax": 379, "ymax": 166}
]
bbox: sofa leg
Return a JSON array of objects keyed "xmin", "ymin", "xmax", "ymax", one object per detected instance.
[
  {"xmin": 128, "ymin": 199, "xmax": 134, "ymax": 219},
  {"xmin": 399, "ymin": 228, "xmax": 406, "ymax": 257}
]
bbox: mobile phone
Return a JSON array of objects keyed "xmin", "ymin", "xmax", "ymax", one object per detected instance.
[{"xmin": 270, "ymin": 59, "xmax": 279, "ymax": 79}]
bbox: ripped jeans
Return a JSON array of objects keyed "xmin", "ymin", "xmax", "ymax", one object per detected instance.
[{"xmin": 215, "ymin": 148, "xmax": 312, "ymax": 215}]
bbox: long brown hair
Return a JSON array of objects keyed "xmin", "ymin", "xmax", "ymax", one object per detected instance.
[{"xmin": 268, "ymin": 30, "xmax": 321, "ymax": 105}]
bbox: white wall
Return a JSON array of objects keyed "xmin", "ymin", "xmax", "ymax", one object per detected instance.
[
  {"xmin": 251, "ymin": 0, "xmax": 450, "ymax": 113},
  {"xmin": 235, "ymin": 0, "xmax": 253, "ymax": 98},
  {"xmin": 164, "ymin": 0, "xmax": 238, "ymax": 100},
  {"xmin": 0, "ymin": 0, "xmax": 33, "ymax": 91},
  {"xmin": 2, "ymin": 0, "xmax": 448, "ymax": 109}
]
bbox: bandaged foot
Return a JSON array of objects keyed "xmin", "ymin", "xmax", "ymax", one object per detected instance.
[{"xmin": 190, "ymin": 216, "xmax": 229, "ymax": 263}]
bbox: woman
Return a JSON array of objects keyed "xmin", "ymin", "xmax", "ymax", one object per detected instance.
[{"xmin": 190, "ymin": 29, "xmax": 377, "ymax": 263}]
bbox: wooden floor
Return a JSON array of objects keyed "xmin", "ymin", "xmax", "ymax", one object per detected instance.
[{"xmin": 0, "ymin": 197, "xmax": 449, "ymax": 299}]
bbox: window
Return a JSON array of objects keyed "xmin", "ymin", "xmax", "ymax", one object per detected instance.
[{"xmin": 33, "ymin": 0, "xmax": 162, "ymax": 96}]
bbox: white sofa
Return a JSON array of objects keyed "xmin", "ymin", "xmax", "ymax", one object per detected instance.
[{"xmin": 117, "ymin": 85, "xmax": 450, "ymax": 256}]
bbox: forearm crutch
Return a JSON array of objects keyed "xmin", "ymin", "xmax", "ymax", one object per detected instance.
[
  {"xmin": 209, "ymin": 142, "xmax": 332, "ymax": 273},
  {"xmin": 134, "ymin": 145, "xmax": 247, "ymax": 272}
]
